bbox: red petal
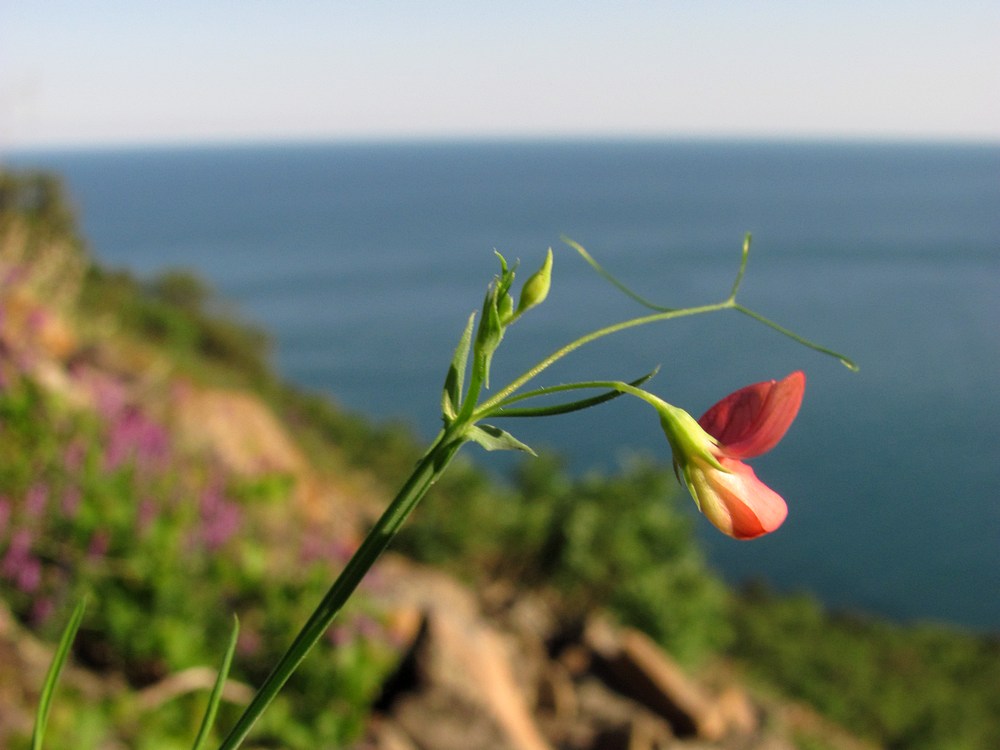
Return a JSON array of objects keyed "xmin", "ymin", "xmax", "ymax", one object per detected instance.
[
  {"xmin": 698, "ymin": 371, "xmax": 805, "ymax": 458},
  {"xmin": 702, "ymin": 457, "xmax": 789, "ymax": 539}
]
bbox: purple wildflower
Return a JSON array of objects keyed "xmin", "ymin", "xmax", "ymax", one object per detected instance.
[
  {"xmin": 31, "ymin": 596, "xmax": 55, "ymax": 625},
  {"xmin": 199, "ymin": 481, "xmax": 242, "ymax": 551},
  {"xmin": 63, "ymin": 439, "xmax": 87, "ymax": 473},
  {"xmin": 16, "ymin": 557, "xmax": 42, "ymax": 593},
  {"xmin": 354, "ymin": 614, "xmax": 383, "ymax": 642},
  {"xmin": 326, "ymin": 624, "xmax": 353, "ymax": 648},
  {"xmin": 237, "ymin": 627, "xmax": 262, "ymax": 657},
  {"xmin": 87, "ymin": 529, "xmax": 110, "ymax": 561},
  {"xmin": 104, "ymin": 406, "xmax": 171, "ymax": 472},
  {"xmin": 24, "ymin": 483, "xmax": 49, "ymax": 519},
  {"xmin": 26, "ymin": 306, "xmax": 48, "ymax": 334},
  {"xmin": 1, "ymin": 528, "xmax": 41, "ymax": 592},
  {"xmin": 61, "ymin": 485, "xmax": 82, "ymax": 518}
]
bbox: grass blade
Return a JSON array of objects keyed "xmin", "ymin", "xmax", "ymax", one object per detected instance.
[
  {"xmin": 191, "ymin": 615, "xmax": 240, "ymax": 750},
  {"xmin": 32, "ymin": 597, "xmax": 87, "ymax": 750}
]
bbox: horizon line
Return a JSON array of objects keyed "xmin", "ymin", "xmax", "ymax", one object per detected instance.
[{"xmin": 4, "ymin": 130, "xmax": 1000, "ymax": 156}]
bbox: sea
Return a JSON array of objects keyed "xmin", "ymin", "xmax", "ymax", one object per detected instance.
[{"xmin": 4, "ymin": 139, "xmax": 999, "ymax": 631}]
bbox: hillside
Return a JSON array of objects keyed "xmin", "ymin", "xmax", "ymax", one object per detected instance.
[{"xmin": 2, "ymin": 169, "xmax": 998, "ymax": 750}]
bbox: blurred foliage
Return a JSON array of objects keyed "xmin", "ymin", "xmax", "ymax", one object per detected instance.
[
  {"xmin": 78, "ymin": 265, "xmax": 272, "ymax": 386},
  {"xmin": 0, "ymin": 171, "xmax": 79, "ymax": 239},
  {"xmin": 0, "ymin": 170, "xmax": 87, "ymax": 310},
  {"xmin": 728, "ymin": 586, "xmax": 1000, "ymax": 750},
  {"xmin": 0, "ymin": 369, "xmax": 398, "ymax": 749},
  {"xmin": 274, "ymin": 385, "xmax": 426, "ymax": 481},
  {"xmin": 0, "ymin": 169, "xmax": 397, "ymax": 748}
]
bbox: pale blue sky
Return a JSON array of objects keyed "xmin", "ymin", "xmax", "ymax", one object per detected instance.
[{"xmin": 2, "ymin": 1, "xmax": 998, "ymax": 149}]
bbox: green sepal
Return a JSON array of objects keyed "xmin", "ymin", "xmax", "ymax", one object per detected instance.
[
  {"xmin": 494, "ymin": 251, "xmax": 517, "ymax": 324},
  {"xmin": 657, "ymin": 406, "xmax": 725, "ymax": 472},
  {"xmin": 442, "ymin": 312, "xmax": 477, "ymax": 422},
  {"xmin": 466, "ymin": 424, "xmax": 537, "ymax": 455},
  {"xmin": 493, "ymin": 251, "xmax": 517, "ymax": 298}
]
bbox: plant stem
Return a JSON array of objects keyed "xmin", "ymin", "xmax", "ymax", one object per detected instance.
[
  {"xmin": 216, "ymin": 430, "xmax": 464, "ymax": 750},
  {"xmin": 476, "ymin": 300, "xmax": 731, "ymax": 416}
]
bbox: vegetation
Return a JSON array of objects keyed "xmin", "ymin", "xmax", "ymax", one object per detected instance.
[
  {"xmin": 728, "ymin": 587, "xmax": 1000, "ymax": 750},
  {"xmin": 2, "ymin": 169, "xmax": 999, "ymax": 748},
  {"xmin": 1, "ymin": 171, "xmax": 397, "ymax": 747},
  {"xmin": 79, "ymin": 265, "xmax": 273, "ymax": 388},
  {"xmin": 0, "ymin": 371, "xmax": 399, "ymax": 748}
]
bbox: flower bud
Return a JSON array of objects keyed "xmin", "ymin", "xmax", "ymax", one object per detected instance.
[{"xmin": 516, "ymin": 248, "xmax": 553, "ymax": 315}]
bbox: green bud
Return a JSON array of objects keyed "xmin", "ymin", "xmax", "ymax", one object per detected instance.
[{"xmin": 516, "ymin": 248, "xmax": 553, "ymax": 315}]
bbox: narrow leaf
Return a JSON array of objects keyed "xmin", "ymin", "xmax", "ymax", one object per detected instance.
[
  {"xmin": 467, "ymin": 424, "xmax": 537, "ymax": 455},
  {"xmin": 492, "ymin": 369, "xmax": 659, "ymax": 418},
  {"xmin": 191, "ymin": 615, "xmax": 240, "ymax": 750},
  {"xmin": 442, "ymin": 312, "xmax": 477, "ymax": 420},
  {"xmin": 32, "ymin": 597, "xmax": 87, "ymax": 750}
]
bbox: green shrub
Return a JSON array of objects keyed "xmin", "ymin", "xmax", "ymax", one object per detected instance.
[
  {"xmin": 78, "ymin": 265, "xmax": 272, "ymax": 384},
  {"xmin": 729, "ymin": 586, "xmax": 1000, "ymax": 750}
]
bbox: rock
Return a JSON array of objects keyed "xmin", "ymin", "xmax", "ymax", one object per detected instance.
[
  {"xmin": 591, "ymin": 712, "xmax": 674, "ymax": 750},
  {"xmin": 572, "ymin": 676, "xmax": 675, "ymax": 750},
  {"xmin": 373, "ymin": 556, "xmax": 483, "ymax": 623},
  {"xmin": 373, "ymin": 559, "xmax": 552, "ymax": 750},
  {"xmin": 392, "ymin": 688, "xmax": 524, "ymax": 750},
  {"xmin": 0, "ymin": 282, "xmax": 78, "ymax": 360},
  {"xmin": 361, "ymin": 715, "xmax": 420, "ymax": 750},
  {"xmin": 714, "ymin": 685, "xmax": 759, "ymax": 737},
  {"xmin": 584, "ymin": 617, "xmax": 726, "ymax": 741},
  {"xmin": 169, "ymin": 385, "xmax": 307, "ymax": 476},
  {"xmin": 409, "ymin": 610, "xmax": 551, "ymax": 750},
  {"xmin": 535, "ymin": 659, "xmax": 577, "ymax": 723}
]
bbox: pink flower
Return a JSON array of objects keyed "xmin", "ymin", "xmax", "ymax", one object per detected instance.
[
  {"xmin": 658, "ymin": 372, "xmax": 805, "ymax": 540},
  {"xmin": 1, "ymin": 528, "xmax": 43, "ymax": 591}
]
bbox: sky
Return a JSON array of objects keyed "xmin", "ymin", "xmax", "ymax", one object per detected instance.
[{"xmin": 2, "ymin": 1, "xmax": 999, "ymax": 150}]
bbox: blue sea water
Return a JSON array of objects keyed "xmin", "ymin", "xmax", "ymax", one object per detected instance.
[{"xmin": 4, "ymin": 139, "xmax": 999, "ymax": 630}]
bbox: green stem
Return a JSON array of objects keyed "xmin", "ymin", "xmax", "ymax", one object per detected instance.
[
  {"xmin": 475, "ymin": 300, "xmax": 731, "ymax": 416},
  {"xmin": 216, "ymin": 430, "xmax": 465, "ymax": 750},
  {"xmin": 734, "ymin": 304, "xmax": 859, "ymax": 371}
]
